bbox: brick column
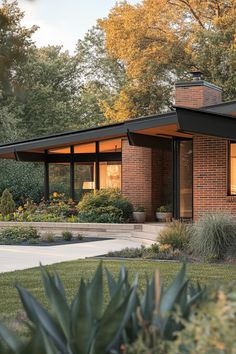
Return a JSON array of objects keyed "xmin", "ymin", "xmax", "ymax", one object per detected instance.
[{"xmin": 122, "ymin": 139, "xmax": 153, "ymax": 219}]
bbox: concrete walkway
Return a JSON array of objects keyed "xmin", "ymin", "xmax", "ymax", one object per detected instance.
[{"xmin": 0, "ymin": 239, "xmax": 142, "ymax": 273}]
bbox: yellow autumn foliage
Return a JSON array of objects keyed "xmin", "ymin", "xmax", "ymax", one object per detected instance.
[{"xmin": 98, "ymin": 0, "xmax": 236, "ymax": 122}]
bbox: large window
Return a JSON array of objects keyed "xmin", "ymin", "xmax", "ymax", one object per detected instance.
[
  {"xmin": 46, "ymin": 139, "xmax": 122, "ymax": 200},
  {"xmin": 74, "ymin": 163, "xmax": 95, "ymax": 200},
  {"xmin": 100, "ymin": 162, "xmax": 121, "ymax": 189},
  {"xmin": 230, "ymin": 142, "xmax": 236, "ymax": 195},
  {"xmin": 49, "ymin": 163, "xmax": 70, "ymax": 197}
]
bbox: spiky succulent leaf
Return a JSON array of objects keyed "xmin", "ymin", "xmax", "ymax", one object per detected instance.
[
  {"xmin": 0, "ymin": 323, "xmax": 23, "ymax": 353},
  {"xmin": 16, "ymin": 285, "xmax": 68, "ymax": 353},
  {"xmin": 40, "ymin": 266, "xmax": 70, "ymax": 338}
]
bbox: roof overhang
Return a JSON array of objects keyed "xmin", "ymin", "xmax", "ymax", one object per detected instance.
[
  {"xmin": 176, "ymin": 107, "xmax": 236, "ymax": 141},
  {"xmin": 0, "ymin": 102, "xmax": 236, "ymax": 161},
  {"xmin": 0, "ymin": 112, "xmax": 178, "ymax": 159}
]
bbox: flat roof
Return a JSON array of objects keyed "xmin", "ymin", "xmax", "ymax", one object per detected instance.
[{"xmin": 0, "ymin": 99, "xmax": 235, "ymax": 158}]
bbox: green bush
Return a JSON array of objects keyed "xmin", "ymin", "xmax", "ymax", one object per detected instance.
[
  {"xmin": 0, "ymin": 160, "xmax": 44, "ymax": 204},
  {"xmin": 62, "ymin": 231, "xmax": 73, "ymax": 241},
  {"xmin": 190, "ymin": 213, "xmax": 236, "ymax": 260},
  {"xmin": 107, "ymin": 245, "xmax": 146, "ymax": 258},
  {"xmin": 168, "ymin": 286, "xmax": 236, "ymax": 354},
  {"xmin": 40, "ymin": 233, "xmax": 55, "ymax": 243},
  {"xmin": 77, "ymin": 189, "xmax": 133, "ymax": 223},
  {"xmin": 0, "ymin": 189, "xmax": 16, "ymax": 216},
  {"xmin": 0, "ymin": 263, "xmax": 204, "ymax": 354},
  {"xmin": 0, "ymin": 226, "xmax": 39, "ymax": 244},
  {"xmin": 159, "ymin": 220, "xmax": 190, "ymax": 250},
  {"xmin": 77, "ymin": 233, "xmax": 83, "ymax": 241}
]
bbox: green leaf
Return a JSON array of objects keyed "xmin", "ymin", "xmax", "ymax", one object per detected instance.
[
  {"xmin": 160, "ymin": 263, "xmax": 186, "ymax": 314},
  {"xmin": 71, "ymin": 279, "xmax": 93, "ymax": 354},
  {"xmin": 0, "ymin": 322, "xmax": 22, "ymax": 352},
  {"xmin": 88, "ymin": 262, "xmax": 103, "ymax": 320},
  {"xmin": 40, "ymin": 266, "xmax": 70, "ymax": 338},
  {"xmin": 105, "ymin": 267, "xmax": 117, "ymax": 298},
  {"xmin": 16, "ymin": 284, "xmax": 68, "ymax": 354}
]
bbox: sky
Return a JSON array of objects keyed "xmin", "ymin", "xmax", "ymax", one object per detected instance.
[{"xmin": 13, "ymin": 0, "xmax": 140, "ymax": 53}]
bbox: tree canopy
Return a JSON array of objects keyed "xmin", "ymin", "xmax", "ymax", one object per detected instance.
[{"xmin": 99, "ymin": 0, "xmax": 236, "ymax": 120}]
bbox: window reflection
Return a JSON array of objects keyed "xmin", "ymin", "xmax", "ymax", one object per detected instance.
[
  {"xmin": 230, "ymin": 143, "xmax": 236, "ymax": 195},
  {"xmin": 179, "ymin": 141, "xmax": 193, "ymax": 218},
  {"xmin": 99, "ymin": 138, "xmax": 121, "ymax": 153},
  {"xmin": 74, "ymin": 143, "xmax": 96, "ymax": 154},
  {"xmin": 74, "ymin": 163, "xmax": 95, "ymax": 200},
  {"xmin": 49, "ymin": 163, "xmax": 70, "ymax": 197},
  {"xmin": 100, "ymin": 162, "xmax": 121, "ymax": 189}
]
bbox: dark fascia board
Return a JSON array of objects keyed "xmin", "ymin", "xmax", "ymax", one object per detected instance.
[
  {"xmin": 176, "ymin": 106, "xmax": 236, "ymax": 141},
  {"xmin": 127, "ymin": 130, "xmax": 172, "ymax": 149},
  {"xmin": 0, "ymin": 112, "xmax": 177, "ymax": 155},
  {"xmin": 205, "ymin": 100, "xmax": 236, "ymax": 115}
]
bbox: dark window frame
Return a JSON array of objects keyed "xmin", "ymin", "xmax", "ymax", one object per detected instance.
[{"xmin": 44, "ymin": 142, "xmax": 122, "ymax": 200}]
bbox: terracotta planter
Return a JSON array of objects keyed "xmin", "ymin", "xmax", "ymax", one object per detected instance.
[
  {"xmin": 156, "ymin": 212, "xmax": 172, "ymax": 222},
  {"xmin": 132, "ymin": 211, "xmax": 146, "ymax": 223}
]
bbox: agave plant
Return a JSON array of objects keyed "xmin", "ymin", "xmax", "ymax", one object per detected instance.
[{"xmin": 0, "ymin": 263, "xmax": 205, "ymax": 354}]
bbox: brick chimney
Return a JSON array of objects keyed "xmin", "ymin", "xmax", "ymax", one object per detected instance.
[{"xmin": 175, "ymin": 71, "xmax": 222, "ymax": 108}]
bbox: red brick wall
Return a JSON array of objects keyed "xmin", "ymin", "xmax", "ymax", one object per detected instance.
[
  {"xmin": 193, "ymin": 136, "xmax": 236, "ymax": 220},
  {"xmin": 122, "ymin": 139, "xmax": 153, "ymax": 219},
  {"xmin": 122, "ymin": 139, "xmax": 172, "ymax": 220},
  {"xmin": 175, "ymin": 84, "xmax": 222, "ymax": 108}
]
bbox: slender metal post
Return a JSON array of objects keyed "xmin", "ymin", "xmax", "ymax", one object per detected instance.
[
  {"xmin": 95, "ymin": 141, "xmax": 100, "ymax": 190},
  {"xmin": 70, "ymin": 146, "xmax": 75, "ymax": 200},
  {"xmin": 44, "ymin": 150, "xmax": 49, "ymax": 200}
]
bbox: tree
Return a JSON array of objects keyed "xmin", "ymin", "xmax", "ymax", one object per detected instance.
[
  {"xmin": 99, "ymin": 0, "xmax": 236, "ymax": 119},
  {"xmin": 14, "ymin": 45, "xmax": 81, "ymax": 137},
  {"xmin": 75, "ymin": 26, "xmax": 127, "ymax": 125},
  {"xmin": 0, "ymin": 0, "xmax": 37, "ymax": 95}
]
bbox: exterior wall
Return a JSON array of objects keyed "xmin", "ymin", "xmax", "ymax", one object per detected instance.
[
  {"xmin": 122, "ymin": 138, "xmax": 153, "ymax": 219},
  {"xmin": 175, "ymin": 84, "xmax": 222, "ymax": 108},
  {"xmin": 193, "ymin": 135, "xmax": 236, "ymax": 220},
  {"xmin": 122, "ymin": 139, "xmax": 172, "ymax": 220}
]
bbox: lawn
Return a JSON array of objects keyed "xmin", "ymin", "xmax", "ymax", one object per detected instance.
[{"xmin": 1, "ymin": 259, "xmax": 236, "ymax": 323}]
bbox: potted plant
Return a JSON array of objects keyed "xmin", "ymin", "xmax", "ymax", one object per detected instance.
[
  {"xmin": 156, "ymin": 205, "xmax": 172, "ymax": 222},
  {"xmin": 132, "ymin": 205, "xmax": 146, "ymax": 223}
]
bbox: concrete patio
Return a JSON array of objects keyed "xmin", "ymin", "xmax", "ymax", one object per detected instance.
[{"xmin": 0, "ymin": 238, "xmax": 142, "ymax": 273}]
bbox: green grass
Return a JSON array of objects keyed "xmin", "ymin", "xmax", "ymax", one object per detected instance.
[{"xmin": 1, "ymin": 259, "xmax": 236, "ymax": 317}]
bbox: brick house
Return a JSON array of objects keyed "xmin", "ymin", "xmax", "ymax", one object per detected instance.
[{"xmin": 0, "ymin": 72, "xmax": 236, "ymax": 221}]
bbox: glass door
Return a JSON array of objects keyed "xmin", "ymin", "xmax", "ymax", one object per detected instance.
[{"xmin": 178, "ymin": 140, "xmax": 193, "ymax": 219}]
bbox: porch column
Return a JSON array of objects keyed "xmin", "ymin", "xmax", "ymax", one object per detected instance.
[
  {"xmin": 70, "ymin": 146, "xmax": 75, "ymax": 200},
  {"xmin": 44, "ymin": 150, "xmax": 49, "ymax": 200}
]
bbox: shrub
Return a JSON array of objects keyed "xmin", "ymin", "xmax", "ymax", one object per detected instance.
[
  {"xmin": 157, "ymin": 204, "xmax": 172, "ymax": 212},
  {"xmin": 77, "ymin": 189, "xmax": 133, "ymax": 223},
  {"xmin": 168, "ymin": 286, "xmax": 236, "ymax": 354},
  {"xmin": 62, "ymin": 231, "xmax": 73, "ymax": 241},
  {"xmin": 134, "ymin": 205, "xmax": 145, "ymax": 212},
  {"xmin": 0, "ymin": 189, "xmax": 15, "ymax": 216},
  {"xmin": 0, "ymin": 160, "xmax": 44, "ymax": 204},
  {"xmin": 0, "ymin": 263, "xmax": 204, "ymax": 354},
  {"xmin": 190, "ymin": 213, "xmax": 236, "ymax": 260},
  {"xmin": 107, "ymin": 245, "xmax": 146, "ymax": 258},
  {"xmin": 159, "ymin": 221, "xmax": 190, "ymax": 250},
  {"xmin": 0, "ymin": 226, "xmax": 39, "ymax": 244},
  {"xmin": 77, "ymin": 233, "xmax": 83, "ymax": 241},
  {"xmin": 40, "ymin": 233, "xmax": 55, "ymax": 243}
]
